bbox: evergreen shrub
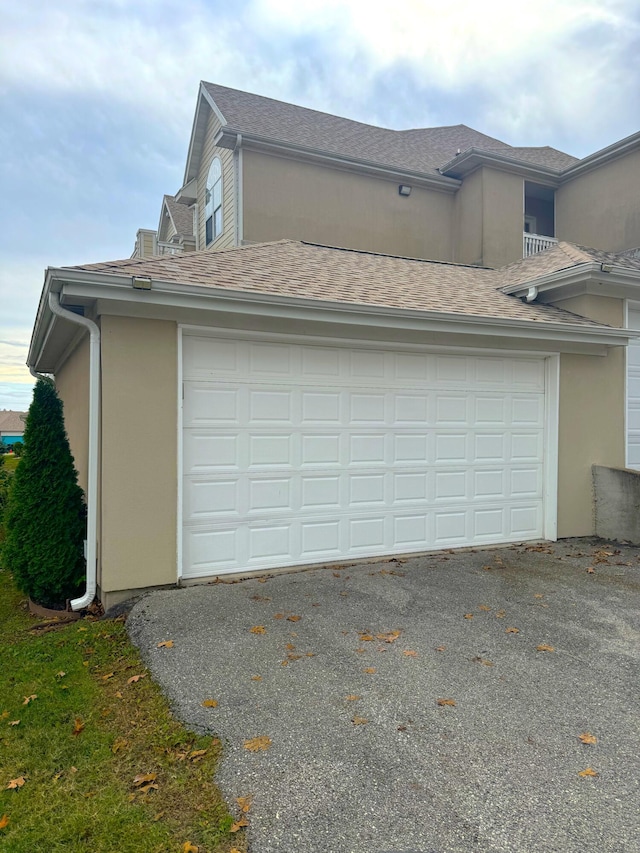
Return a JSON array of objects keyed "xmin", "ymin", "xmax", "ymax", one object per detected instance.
[{"xmin": 2, "ymin": 378, "xmax": 86, "ymax": 607}]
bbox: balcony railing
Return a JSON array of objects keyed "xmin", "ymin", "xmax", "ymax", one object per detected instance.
[
  {"xmin": 524, "ymin": 233, "xmax": 558, "ymax": 258},
  {"xmin": 156, "ymin": 240, "xmax": 183, "ymax": 256}
]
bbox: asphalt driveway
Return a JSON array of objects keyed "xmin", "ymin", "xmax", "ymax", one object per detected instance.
[{"xmin": 127, "ymin": 538, "xmax": 640, "ymax": 853}]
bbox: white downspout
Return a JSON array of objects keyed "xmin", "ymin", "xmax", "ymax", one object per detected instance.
[{"xmin": 47, "ymin": 293, "xmax": 100, "ymax": 611}]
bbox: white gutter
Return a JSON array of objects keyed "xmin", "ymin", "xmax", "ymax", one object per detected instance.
[{"xmin": 47, "ymin": 292, "xmax": 100, "ymax": 611}]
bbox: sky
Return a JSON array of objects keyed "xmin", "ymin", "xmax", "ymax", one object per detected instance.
[{"xmin": 1, "ymin": 0, "xmax": 639, "ymax": 410}]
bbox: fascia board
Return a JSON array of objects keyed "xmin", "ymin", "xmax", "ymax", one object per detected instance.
[
  {"xmin": 54, "ymin": 270, "xmax": 631, "ymax": 349},
  {"xmin": 440, "ymin": 149, "xmax": 561, "ymax": 183},
  {"xmin": 27, "ymin": 267, "xmax": 58, "ymax": 368},
  {"xmin": 503, "ymin": 265, "xmax": 640, "ymax": 299},
  {"xmin": 560, "ymin": 130, "xmax": 640, "ymax": 180},
  {"xmin": 183, "ymin": 84, "xmax": 228, "ymax": 186},
  {"xmin": 215, "ymin": 128, "xmax": 461, "ymax": 192},
  {"xmin": 156, "ymin": 198, "xmax": 171, "ymax": 241}
]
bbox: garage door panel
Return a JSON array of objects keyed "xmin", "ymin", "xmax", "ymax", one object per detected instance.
[{"xmin": 182, "ymin": 335, "xmax": 547, "ymax": 577}]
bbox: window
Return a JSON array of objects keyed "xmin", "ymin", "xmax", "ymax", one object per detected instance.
[{"xmin": 205, "ymin": 157, "xmax": 222, "ymax": 245}]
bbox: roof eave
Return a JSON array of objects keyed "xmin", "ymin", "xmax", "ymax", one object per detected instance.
[
  {"xmin": 182, "ymin": 82, "xmax": 228, "ymax": 186},
  {"xmin": 440, "ymin": 149, "xmax": 561, "ymax": 184},
  {"xmin": 502, "ymin": 263, "xmax": 640, "ymax": 300},
  {"xmin": 215, "ymin": 128, "xmax": 462, "ymax": 191},
  {"xmin": 561, "ymin": 130, "xmax": 640, "ymax": 180},
  {"xmin": 32, "ymin": 266, "xmax": 631, "ymax": 356}
]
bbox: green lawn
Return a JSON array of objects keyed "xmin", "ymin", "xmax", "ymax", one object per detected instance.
[
  {"xmin": 3, "ymin": 456, "xmax": 20, "ymax": 474},
  {"xmin": 0, "ymin": 569, "xmax": 244, "ymax": 853}
]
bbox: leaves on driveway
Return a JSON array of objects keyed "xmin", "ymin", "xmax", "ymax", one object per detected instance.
[
  {"xmin": 436, "ymin": 698, "xmax": 456, "ymax": 707},
  {"xmin": 345, "ymin": 695, "xmax": 361, "ymax": 701},
  {"xmin": 249, "ymin": 626, "xmax": 266, "ymax": 634},
  {"xmin": 202, "ymin": 699, "xmax": 218, "ymax": 708},
  {"xmin": 351, "ymin": 716, "xmax": 368, "ymax": 725},
  {"xmin": 505, "ymin": 627, "xmax": 520, "ymax": 634},
  {"xmin": 363, "ymin": 667, "xmax": 376, "ymax": 674},
  {"xmin": 243, "ymin": 736, "xmax": 272, "ymax": 752},
  {"xmin": 536, "ymin": 644, "xmax": 554, "ymax": 652},
  {"xmin": 157, "ymin": 640, "xmax": 174, "ymax": 649},
  {"xmin": 578, "ymin": 732, "xmax": 597, "ymax": 745},
  {"xmin": 471, "ymin": 656, "xmax": 494, "ymax": 666},
  {"xmin": 578, "ymin": 767, "xmax": 598, "ymax": 777},
  {"xmin": 402, "ymin": 650, "xmax": 418, "ymax": 657}
]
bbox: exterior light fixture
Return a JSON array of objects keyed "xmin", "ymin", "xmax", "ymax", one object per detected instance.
[
  {"xmin": 132, "ymin": 276, "xmax": 152, "ymax": 290},
  {"xmin": 600, "ymin": 263, "xmax": 613, "ymax": 273},
  {"xmin": 398, "ymin": 185, "xmax": 412, "ymax": 197}
]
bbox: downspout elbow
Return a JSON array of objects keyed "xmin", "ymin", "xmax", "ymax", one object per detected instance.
[
  {"xmin": 525, "ymin": 286, "xmax": 539, "ymax": 303},
  {"xmin": 47, "ymin": 293, "xmax": 100, "ymax": 611}
]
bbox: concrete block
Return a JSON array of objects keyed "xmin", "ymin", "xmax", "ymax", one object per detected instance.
[{"xmin": 593, "ymin": 464, "xmax": 640, "ymax": 544}]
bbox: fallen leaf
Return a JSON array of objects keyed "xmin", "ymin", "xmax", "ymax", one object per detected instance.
[
  {"xmin": 139, "ymin": 782, "xmax": 158, "ymax": 794},
  {"xmin": 202, "ymin": 699, "xmax": 218, "ymax": 708},
  {"xmin": 463, "ymin": 613, "xmax": 473, "ymax": 620},
  {"xmin": 352, "ymin": 716, "xmax": 368, "ymax": 725},
  {"xmin": 333, "ymin": 571, "xmax": 341, "ymax": 577},
  {"xmin": 153, "ymin": 811, "xmax": 165, "ymax": 821},
  {"xmin": 127, "ymin": 674, "xmax": 145, "ymax": 684},
  {"xmin": 257, "ymin": 577, "xmax": 268, "ymax": 583},
  {"xmin": 482, "ymin": 565, "xmax": 492, "ymax": 571},
  {"xmin": 345, "ymin": 695, "xmax": 361, "ymax": 701},
  {"xmin": 133, "ymin": 773, "xmax": 157, "ymax": 787},
  {"xmin": 251, "ymin": 595, "xmax": 271, "ymax": 602},
  {"xmin": 112, "ymin": 738, "xmax": 128, "ymax": 754},
  {"xmin": 495, "ymin": 610, "xmax": 506, "ymax": 618},
  {"xmin": 251, "ymin": 675, "xmax": 262, "ymax": 681},
  {"xmin": 250, "ymin": 626, "xmax": 266, "ymax": 634},
  {"xmin": 436, "ymin": 698, "xmax": 457, "ymax": 707},
  {"xmin": 376, "ymin": 630, "xmax": 402, "ymax": 643},
  {"xmin": 402, "ymin": 650, "xmax": 418, "ymax": 657},
  {"xmin": 578, "ymin": 767, "xmax": 598, "ymax": 777},
  {"xmin": 230, "ymin": 818, "xmax": 249, "ymax": 832},
  {"xmin": 534, "ymin": 594, "xmax": 544, "ymax": 599},
  {"xmin": 285, "ymin": 643, "xmax": 295, "ymax": 650},
  {"xmin": 586, "ymin": 567, "xmax": 595, "ymax": 574},
  {"xmin": 435, "ymin": 645, "xmax": 446, "ymax": 652},
  {"xmin": 230, "ymin": 848, "xmax": 243, "ymax": 853},
  {"xmin": 280, "ymin": 659, "xmax": 288, "ymax": 666},
  {"xmin": 363, "ymin": 667, "xmax": 376, "ymax": 674},
  {"xmin": 287, "ymin": 615, "xmax": 301, "ymax": 622},
  {"xmin": 0, "ymin": 814, "xmax": 8, "ymax": 829},
  {"xmin": 355, "ymin": 648, "xmax": 365, "ymax": 653},
  {"xmin": 505, "ymin": 627, "xmax": 520, "ymax": 634},
  {"xmin": 115, "ymin": 691, "xmax": 124, "ymax": 699},
  {"xmin": 236, "ymin": 795, "xmax": 253, "ymax": 813},
  {"xmin": 8, "ymin": 720, "xmax": 20, "ymax": 727},
  {"xmin": 6, "ymin": 777, "xmax": 26, "ymax": 790},
  {"xmin": 243, "ymin": 736, "xmax": 272, "ymax": 752},
  {"xmin": 578, "ymin": 732, "xmax": 597, "ymax": 745},
  {"xmin": 102, "ymin": 672, "xmax": 115, "ymax": 680},
  {"xmin": 72, "ymin": 718, "xmax": 85, "ymax": 736},
  {"xmin": 157, "ymin": 640, "xmax": 174, "ymax": 649},
  {"xmin": 471, "ymin": 656, "xmax": 494, "ymax": 666},
  {"xmin": 188, "ymin": 749, "xmax": 207, "ymax": 761},
  {"xmin": 56, "ymin": 671, "xmax": 66, "ymax": 678},
  {"xmin": 182, "ymin": 843, "xmax": 199, "ymax": 852},
  {"xmin": 22, "ymin": 695, "xmax": 37, "ymax": 705},
  {"xmin": 478, "ymin": 605, "xmax": 491, "ymax": 611},
  {"xmin": 273, "ymin": 613, "xmax": 284, "ymax": 619},
  {"xmin": 536, "ymin": 644, "xmax": 554, "ymax": 652}
]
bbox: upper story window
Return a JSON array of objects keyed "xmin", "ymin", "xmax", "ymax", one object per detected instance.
[{"xmin": 205, "ymin": 157, "xmax": 222, "ymax": 245}]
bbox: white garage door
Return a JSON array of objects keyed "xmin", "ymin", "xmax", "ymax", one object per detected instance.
[{"xmin": 181, "ymin": 332, "xmax": 548, "ymax": 578}]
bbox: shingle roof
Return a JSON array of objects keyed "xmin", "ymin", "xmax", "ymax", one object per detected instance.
[
  {"xmin": 0, "ymin": 411, "xmax": 26, "ymax": 433},
  {"xmin": 202, "ymin": 82, "xmax": 576, "ymax": 175},
  {"xmin": 499, "ymin": 241, "xmax": 640, "ymax": 288},
  {"xmin": 69, "ymin": 240, "xmax": 605, "ymax": 329},
  {"xmin": 164, "ymin": 195, "xmax": 194, "ymax": 237}
]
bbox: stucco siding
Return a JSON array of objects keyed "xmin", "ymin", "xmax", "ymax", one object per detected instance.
[
  {"xmin": 553, "ymin": 295, "xmax": 625, "ymax": 537},
  {"xmin": 556, "ymin": 148, "xmax": 640, "ymax": 251},
  {"xmin": 481, "ymin": 168, "xmax": 525, "ymax": 269},
  {"xmin": 55, "ymin": 333, "xmax": 90, "ymax": 494},
  {"xmin": 453, "ymin": 168, "xmax": 483, "ymax": 265},
  {"xmin": 100, "ymin": 316, "xmax": 177, "ymax": 593},
  {"xmin": 197, "ymin": 108, "xmax": 236, "ymax": 251},
  {"xmin": 242, "ymin": 149, "xmax": 455, "ymax": 261}
]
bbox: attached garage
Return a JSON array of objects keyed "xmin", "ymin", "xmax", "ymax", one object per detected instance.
[{"xmin": 180, "ymin": 329, "xmax": 557, "ymax": 579}]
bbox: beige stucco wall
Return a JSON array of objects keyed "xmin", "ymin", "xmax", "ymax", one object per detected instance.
[
  {"xmin": 553, "ymin": 295, "xmax": 625, "ymax": 536},
  {"xmin": 454, "ymin": 167, "xmax": 525, "ymax": 268},
  {"xmin": 242, "ymin": 149, "xmax": 455, "ymax": 261},
  {"xmin": 481, "ymin": 168, "xmax": 525, "ymax": 268},
  {"xmin": 197, "ymin": 107, "xmax": 236, "ymax": 251},
  {"xmin": 100, "ymin": 316, "xmax": 177, "ymax": 593},
  {"xmin": 453, "ymin": 168, "xmax": 483, "ymax": 265},
  {"xmin": 556, "ymin": 147, "xmax": 640, "ymax": 251},
  {"xmin": 55, "ymin": 333, "xmax": 90, "ymax": 494}
]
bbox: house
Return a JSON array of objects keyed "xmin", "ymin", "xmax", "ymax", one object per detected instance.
[
  {"xmin": 26, "ymin": 82, "xmax": 640, "ymax": 610},
  {"xmin": 0, "ymin": 411, "xmax": 26, "ymax": 447}
]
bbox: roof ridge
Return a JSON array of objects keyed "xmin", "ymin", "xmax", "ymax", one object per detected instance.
[
  {"xmin": 299, "ymin": 240, "xmax": 492, "ymax": 269},
  {"xmin": 556, "ymin": 241, "xmax": 595, "ymax": 264}
]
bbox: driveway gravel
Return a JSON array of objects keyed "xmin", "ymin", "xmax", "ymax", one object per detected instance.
[{"xmin": 127, "ymin": 538, "xmax": 640, "ymax": 853}]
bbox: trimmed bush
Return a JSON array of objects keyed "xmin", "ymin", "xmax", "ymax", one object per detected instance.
[
  {"xmin": 12, "ymin": 441, "xmax": 24, "ymax": 457},
  {"xmin": 2, "ymin": 378, "xmax": 86, "ymax": 607}
]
